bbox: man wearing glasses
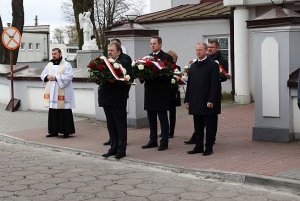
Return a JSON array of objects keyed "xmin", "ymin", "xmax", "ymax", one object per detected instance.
[{"xmin": 208, "ymin": 40, "xmax": 229, "ymax": 75}]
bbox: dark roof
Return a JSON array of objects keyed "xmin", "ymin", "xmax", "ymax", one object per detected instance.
[{"xmin": 136, "ymin": 0, "xmax": 231, "ymax": 24}]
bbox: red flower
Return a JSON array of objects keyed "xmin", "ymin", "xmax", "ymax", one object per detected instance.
[
  {"xmin": 145, "ymin": 59, "xmax": 152, "ymax": 66},
  {"xmin": 171, "ymin": 64, "xmax": 177, "ymax": 70},
  {"xmin": 152, "ymin": 66, "xmax": 159, "ymax": 73},
  {"xmin": 97, "ymin": 64, "xmax": 105, "ymax": 70},
  {"xmin": 163, "ymin": 60, "xmax": 169, "ymax": 65},
  {"xmin": 95, "ymin": 57, "xmax": 101, "ymax": 62},
  {"xmin": 87, "ymin": 60, "xmax": 96, "ymax": 69},
  {"xmin": 153, "ymin": 56, "xmax": 159, "ymax": 62}
]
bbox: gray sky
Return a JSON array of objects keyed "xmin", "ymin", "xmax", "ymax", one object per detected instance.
[{"xmin": 0, "ymin": 0, "xmax": 150, "ymax": 28}]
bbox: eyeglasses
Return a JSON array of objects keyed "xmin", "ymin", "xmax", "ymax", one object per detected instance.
[{"xmin": 208, "ymin": 46, "xmax": 217, "ymax": 49}]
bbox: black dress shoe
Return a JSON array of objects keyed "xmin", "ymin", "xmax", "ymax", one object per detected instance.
[
  {"xmin": 63, "ymin": 134, "xmax": 69, "ymax": 138},
  {"xmin": 187, "ymin": 149, "xmax": 203, "ymax": 154},
  {"xmin": 103, "ymin": 140, "xmax": 111, "ymax": 146},
  {"xmin": 184, "ymin": 139, "xmax": 196, "ymax": 144},
  {"xmin": 115, "ymin": 153, "xmax": 126, "ymax": 159},
  {"xmin": 202, "ymin": 150, "xmax": 213, "ymax": 156},
  {"xmin": 142, "ymin": 142, "xmax": 158, "ymax": 149},
  {"xmin": 158, "ymin": 144, "xmax": 168, "ymax": 151},
  {"xmin": 102, "ymin": 152, "xmax": 117, "ymax": 158},
  {"xmin": 46, "ymin": 134, "xmax": 58, "ymax": 137}
]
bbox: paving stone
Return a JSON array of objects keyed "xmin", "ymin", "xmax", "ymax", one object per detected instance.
[
  {"xmin": 63, "ymin": 192, "xmax": 96, "ymax": 201},
  {"xmin": 58, "ymin": 181, "xmax": 87, "ymax": 189},
  {"xmin": 157, "ymin": 187, "xmax": 186, "ymax": 194},
  {"xmin": 106, "ymin": 184, "xmax": 134, "ymax": 191},
  {"xmin": 148, "ymin": 193, "xmax": 179, "ymax": 201},
  {"xmin": 96, "ymin": 190, "xmax": 126, "ymax": 199},
  {"xmin": 126, "ymin": 189, "xmax": 156, "ymax": 197},
  {"xmin": 233, "ymin": 195, "xmax": 268, "ymax": 201},
  {"xmin": 179, "ymin": 192, "xmax": 210, "ymax": 200}
]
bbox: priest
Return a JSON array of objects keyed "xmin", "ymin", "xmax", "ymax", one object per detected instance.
[{"xmin": 41, "ymin": 48, "xmax": 75, "ymax": 138}]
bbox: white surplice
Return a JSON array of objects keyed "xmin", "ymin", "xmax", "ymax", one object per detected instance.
[{"xmin": 41, "ymin": 60, "xmax": 75, "ymax": 109}]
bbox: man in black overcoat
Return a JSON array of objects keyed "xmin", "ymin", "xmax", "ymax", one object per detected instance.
[
  {"xmin": 141, "ymin": 36, "xmax": 174, "ymax": 151},
  {"xmin": 102, "ymin": 38, "xmax": 132, "ymax": 146},
  {"xmin": 184, "ymin": 40, "xmax": 229, "ymax": 145},
  {"xmin": 184, "ymin": 42, "xmax": 221, "ymax": 156},
  {"xmin": 98, "ymin": 42, "xmax": 132, "ymax": 159}
]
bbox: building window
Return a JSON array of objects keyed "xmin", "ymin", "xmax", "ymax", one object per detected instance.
[
  {"xmin": 20, "ymin": 42, "xmax": 25, "ymax": 50},
  {"xmin": 28, "ymin": 43, "xmax": 33, "ymax": 50},
  {"xmin": 206, "ymin": 36, "xmax": 229, "ymax": 60},
  {"xmin": 35, "ymin": 43, "xmax": 40, "ymax": 50},
  {"xmin": 67, "ymin": 48, "xmax": 78, "ymax": 53}
]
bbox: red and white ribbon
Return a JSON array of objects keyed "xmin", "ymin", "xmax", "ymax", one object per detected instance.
[
  {"xmin": 137, "ymin": 59, "xmax": 163, "ymax": 70},
  {"xmin": 102, "ymin": 57, "xmax": 126, "ymax": 81}
]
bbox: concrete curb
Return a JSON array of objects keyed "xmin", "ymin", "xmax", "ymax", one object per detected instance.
[{"xmin": 1, "ymin": 133, "xmax": 299, "ymax": 195}]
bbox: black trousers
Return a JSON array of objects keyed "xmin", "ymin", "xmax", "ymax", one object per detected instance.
[
  {"xmin": 168, "ymin": 105, "xmax": 176, "ymax": 136},
  {"xmin": 193, "ymin": 114, "xmax": 218, "ymax": 150},
  {"xmin": 103, "ymin": 107, "xmax": 127, "ymax": 154},
  {"xmin": 48, "ymin": 109, "xmax": 75, "ymax": 135},
  {"xmin": 147, "ymin": 110, "xmax": 169, "ymax": 144}
]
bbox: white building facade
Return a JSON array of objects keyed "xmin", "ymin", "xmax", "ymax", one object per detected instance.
[{"xmin": 17, "ymin": 25, "xmax": 50, "ymax": 62}]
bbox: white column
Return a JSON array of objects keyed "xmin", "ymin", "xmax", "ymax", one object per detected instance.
[{"xmin": 234, "ymin": 7, "xmax": 251, "ymax": 104}]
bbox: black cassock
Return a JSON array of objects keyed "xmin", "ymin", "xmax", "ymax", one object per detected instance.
[{"xmin": 48, "ymin": 109, "xmax": 75, "ymax": 135}]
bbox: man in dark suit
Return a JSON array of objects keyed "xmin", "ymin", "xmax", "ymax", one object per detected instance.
[
  {"xmin": 141, "ymin": 36, "xmax": 174, "ymax": 151},
  {"xmin": 184, "ymin": 42, "xmax": 221, "ymax": 156},
  {"xmin": 184, "ymin": 40, "xmax": 229, "ymax": 145},
  {"xmin": 103, "ymin": 38, "xmax": 132, "ymax": 146},
  {"xmin": 98, "ymin": 42, "xmax": 132, "ymax": 159},
  {"xmin": 208, "ymin": 40, "xmax": 229, "ymax": 73}
]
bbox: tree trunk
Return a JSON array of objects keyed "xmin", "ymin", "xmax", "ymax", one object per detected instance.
[
  {"xmin": 11, "ymin": 0, "xmax": 24, "ymax": 64},
  {"xmin": 72, "ymin": 0, "xmax": 84, "ymax": 49},
  {"xmin": 0, "ymin": 16, "xmax": 5, "ymax": 63}
]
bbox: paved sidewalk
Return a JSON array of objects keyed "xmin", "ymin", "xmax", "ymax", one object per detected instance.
[
  {"xmin": 1, "ymin": 103, "xmax": 300, "ymax": 191},
  {"xmin": 1, "ymin": 141, "xmax": 300, "ymax": 201}
]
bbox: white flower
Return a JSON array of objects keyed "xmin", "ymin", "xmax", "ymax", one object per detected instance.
[
  {"xmin": 113, "ymin": 63, "xmax": 120, "ymax": 69},
  {"xmin": 138, "ymin": 64, "xmax": 144, "ymax": 70},
  {"xmin": 122, "ymin": 68, "xmax": 127, "ymax": 75},
  {"xmin": 183, "ymin": 65, "xmax": 189, "ymax": 69},
  {"xmin": 174, "ymin": 69, "xmax": 181, "ymax": 74},
  {"xmin": 100, "ymin": 56, "xmax": 106, "ymax": 59},
  {"xmin": 109, "ymin": 58, "xmax": 115, "ymax": 63},
  {"xmin": 131, "ymin": 61, "xmax": 136, "ymax": 66},
  {"xmin": 171, "ymin": 78, "xmax": 176, "ymax": 84},
  {"xmin": 142, "ymin": 55, "xmax": 152, "ymax": 59},
  {"xmin": 125, "ymin": 75, "xmax": 130, "ymax": 81}
]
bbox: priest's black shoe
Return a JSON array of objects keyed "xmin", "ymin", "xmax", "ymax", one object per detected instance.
[
  {"xmin": 103, "ymin": 139, "xmax": 111, "ymax": 146},
  {"xmin": 158, "ymin": 143, "xmax": 168, "ymax": 151},
  {"xmin": 102, "ymin": 151, "xmax": 116, "ymax": 158},
  {"xmin": 46, "ymin": 134, "xmax": 58, "ymax": 137},
  {"xmin": 184, "ymin": 139, "xmax": 195, "ymax": 144},
  {"xmin": 202, "ymin": 149, "xmax": 213, "ymax": 156},
  {"xmin": 63, "ymin": 134, "xmax": 69, "ymax": 138},
  {"xmin": 142, "ymin": 142, "xmax": 158, "ymax": 149},
  {"xmin": 187, "ymin": 148, "xmax": 203, "ymax": 154},
  {"xmin": 115, "ymin": 153, "xmax": 126, "ymax": 159}
]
